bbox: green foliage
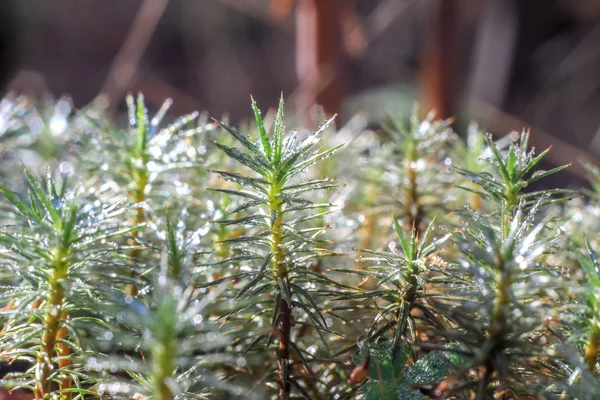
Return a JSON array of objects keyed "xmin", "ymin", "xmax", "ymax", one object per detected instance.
[
  {"xmin": 345, "ymin": 218, "xmax": 452, "ymax": 355},
  {"xmin": 455, "ymin": 132, "xmax": 573, "ymax": 215},
  {"xmin": 2, "ymin": 91, "xmax": 600, "ymax": 400},
  {"xmin": 357, "ymin": 109, "xmax": 456, "ymax": 234},
  {"xmin": 0, "ymin": 95, "xmax": 74, "ymax": 161},
  {"xmin": 352, "ymin": 341, "xmax": 459, "ymax": 400},
  {"xmin": 200, "ymin": 96, "xmax": 348, "ymax": 398},
  {"xmin": 93, "ymin": 273, "xmax": 231, "ymax": 400},
  {"xmin": 0, "ymin": 169, "xmax": 139, "ymax": 398},
  {"xmin": 79, "ymin": 93, "xmax": 214, "ymax": 222},
  {"xmin": 440, "ymin": 131, "xmax": 570, "ymax": 398}
]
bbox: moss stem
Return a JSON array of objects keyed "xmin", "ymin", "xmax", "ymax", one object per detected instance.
[
  {"xmin": 480, "ymin": 251, "xmax": 510, "ymax": 396},
  {"xmin": 152, "ymin": 341, "xmax": 175, "ymax": 400},
  {"xmin": 35, "ymin": 247, "xmax": 69, "ymax": 399},
  {"xmin": 585, "ymin": 315, "xmax": 600, "ymax": 373},
  {"xmin": 57, "ymin": 325, "xmax": 72, "ymax": 400},
  {"xmin": 405, "ymin": 154, "xmax": 422, "ymax": 234},
  {"xmin": 393, "ymin": 262, "xmax": 418, "ymax": 353},
  {"xmin": 126, "ymin": 171, "xmax": 148, "ymax": 296},
  {"xmin": 269, "ymin": 179, "xmax": 291, "ymax": 399}
]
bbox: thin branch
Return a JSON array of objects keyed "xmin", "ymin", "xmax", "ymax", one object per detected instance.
[{"xmin": 100, "ymin": 0, "xmax": 170, "ymax": 108}]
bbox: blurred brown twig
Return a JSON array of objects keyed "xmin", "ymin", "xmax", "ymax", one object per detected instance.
[{"xmin": 100, "ymin": 0, "xmax": 169, "ymax": 109}]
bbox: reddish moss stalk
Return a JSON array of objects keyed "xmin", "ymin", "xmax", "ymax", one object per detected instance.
[
  {"xmin": 404, "ymin": 147, "xmax": 422, "ymax": 234},
  {"xmin": 35, "ymin": 250, "xmax": 68, "ymax": 400},
  {"xmin": 126, "ymin": 173, "xmax": 148, "ymax": 296},
  {"xmin": 133, "ymin": 175, "xmax": 148, "ymax": 227},
  {"xmin": 393, "ymin": 263, "xmax": 418, "ymax": 353},
  {"xmin": 56, "ymin": 325, "xmax": 72, "ymax": 400},
  {"xmin": 471, "ymin": 191, "xmax": 482, "ymax": 211},
  {"xmin": 585, "ymin": 316, "xmax": 600, "ymax": 373},
  {"xmin": 477, "ymin": 189, "xmax": 517, "ymax": 397},
  {"xmin": 269, "ymin": 180, "xmax": 291, "ymax": 399},
  {"xmin": 278, "ymin": 299, "xmax": 292, "ymax": 399},
  {"xmin": 478, "ymin": 253, "xmax": 510, "ymax": 398}
]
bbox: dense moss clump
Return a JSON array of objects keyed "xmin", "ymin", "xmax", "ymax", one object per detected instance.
[{"xmin": 0, "ymin": 93, "xmax": 597, "ymax": 399}]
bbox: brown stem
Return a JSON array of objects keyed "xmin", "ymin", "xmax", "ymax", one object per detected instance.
[
  {"xmin": 269, "ymin": 180, "xmax": 292, "ymax": 399},
  {"xmin": 585, "ymin": 316, "xmax": 600, "ymax": 373},
  {"xmin": 132, "ymin": 178, "xmax": 147, "ymax": 241},
  {"xmin": 126, "ymin": 178, "xmax": 148, "ymax": 296},
  {"xmin": 278, "ymin": 299, "xmax": 292, "ymax": 400},
  {"xmin": 393, "ymin": 267, "xmax": 418, "ymax": 355},
  {"xmin": 420, "ymin": 0, "xmax": 458, "ymax": 120},
  {"xmin": 478, "ymin": 253, "xmax": 510, "ymax": 397},
  {"xmin": 471, "ymin": 191, "xmax": 482, "ymax": 211},
  {"xmin": 35, "ymin": 268, "xmax": 66, "ymax": 399},
  {"xmin": 295, "ymin": 0, "xmax": 344, "ymax": 124},
  {"xmin": 56, "ymin": 326, "xmax": 72, "ymax": 400},
  {"xmin": 477, "ymin": 361, "xmax": 494, "ymax": 400},
  {"xmin": 100, "ymin": 0, "xmax": 169, "ymax": 109},
  {"xmin": 405, "ymin": 159, "xmax": 423, "ymax": 234}
]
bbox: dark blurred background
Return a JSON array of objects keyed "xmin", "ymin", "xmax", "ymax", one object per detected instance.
[{"xmin": 2, "ymin": 0, "xmax": 600, "ymax": 182}]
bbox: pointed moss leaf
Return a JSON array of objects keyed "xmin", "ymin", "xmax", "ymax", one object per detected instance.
[
  {"xmin": 486, "ymin": 134, "xmax": 511, "ymax": 184},
  {"xmin": 335, "ymin": 290, "xmax": 397, "ymax": 301},
  {"xmin": 61, "ymin": 203, "xmax": 78, "ymax": 246},
  {"xmin": 287, "ymin": 143, "xmax": 345, "ymax": 177},
  {"xmin": 507, "ymin": 145, "xmax": 516, "ymax": 178},
  {"xmin": 290, "ymin": 283, "xmax": 327, "ymax": 328},
  {"xmin": 27, "ymin": 189, "xmax": 42, "ymax": 219},
  {"xmin": 25, "ymin": 168, "xmax": 60, "ymax": 226},
  {"xmin": 209, "ymin": 188, "xmax": 265, "ymax": 201},
  {"xmin": 578, "ymin": 243, "xmax": 600, "ymax": 286},
  {"xmin": 195, "ymin": 272, "xmax": 255, "ymax": 288},
  {"xmin": 251, "ymin": 96, "xmax": 272, "ymax": 160},
  {"xmin": 291, "ymin": 300, "xmax": 328, "ymax": 331},
  {"xmin": 208, "ymin": 169, "xmax": 269, "ymax": 192},
  {"xmin": 245, "ymin": 334, "xmax": 268, "ymax": 353},
  {"xmin": 527, "ymin": 164, "xmax": 570, "ymax": 184},
  {"xmin": 273, "ymin": 95, "xmax": 284, "ymax": 164},
  {"xmin": 417, "ymin": 219, "xmax": 436, "ymax": 256},
  {"xmin": 517, "ymin": 146, "xmax": 551, "ymax": 180},
  {"xmin": 217, "ymin": 214, "xmax": 268, "ymax": 227},
  {"xmin": 392, "ymin": 214, "xmax": 411, "ymax": 258},
  {"xmin": 214, "ymin": 142, "xmax": 269, "ymax": 176},
  {"xmin": 215, "ymin": 119, "xmax": 263, "ymax": 158},
  {"xmin": 0, "ymin": 184, "xmax": 42, "ymax": 223},
  {"xmin": 227, "ymin": 199, "xmax": 266, "ymax": 215},
  {"xmin": 135, "ymin": 93, "xmax": 149, "ymax": 155},
  {"xmin": 235, "ymin": 254, "xmax": 272, "ymax": 299}
]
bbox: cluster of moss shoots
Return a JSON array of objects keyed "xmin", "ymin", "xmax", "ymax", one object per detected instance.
[{"xmin": 0, "ymin": 94, "xmax": 599, "ymax": 400}]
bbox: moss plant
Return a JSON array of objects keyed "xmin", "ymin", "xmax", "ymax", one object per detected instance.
[
  {"xmin": 95, "ymin": 275, "xmax": 229, "ymax": 400},
  {"xmin": 358, "ymin": 109, "xmax": 456, "ymax": 235},
  {"xmin": 441, "ymin": 132, "xmax": 573, "ymax": 398},
  {"xmin": 5, "ymin": 92, "xmax": 600, "ymax": 399},
  {"xmin": 578, "ymin": 244, "xmax": 600, "ymax": 373},
  {"xmin": 80, "ymin": 94, "xmax": 212, "ymax": 297},
  {"xmin": 201, "ymin": 97, "xmax": 346, "ymax": 399},
  {"xmin": 0, "ymin": 169, "xmax": 138, "ymax": 399},
  {"xmin": 339, "ymin": 218, "xmax": 453, "ymax": 353},
  {"xmin": 550, "ymin": 241, "xmax": 600, "ymax": 390}
]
